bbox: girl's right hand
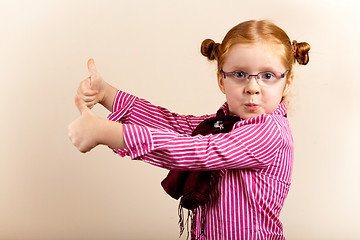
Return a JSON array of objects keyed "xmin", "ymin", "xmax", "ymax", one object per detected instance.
[
  {"xmin": 77, "ymin": 58, "xmax": 105, "ymax": 109},
  {"xmin": 68, "ymin": 95, "xmax": 103, "ymax": 153}
]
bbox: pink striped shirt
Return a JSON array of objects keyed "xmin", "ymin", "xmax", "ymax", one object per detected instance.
[{"xmin": 108, "ymin": 91, "xmax": 293, "ymax": 240}]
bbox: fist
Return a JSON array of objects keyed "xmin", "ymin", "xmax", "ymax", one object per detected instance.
[
  {"xmin": 77, "ymin": 58, "xmax": 105, "ymax": 109},
  {"xmin": 68, "ymin": 95, "xmax": 102, "ymax": 153}
]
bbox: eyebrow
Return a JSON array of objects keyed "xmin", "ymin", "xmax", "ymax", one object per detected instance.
[{"xmin": 226, "ymin": 66, "xmax": 279, "ymax": 72}]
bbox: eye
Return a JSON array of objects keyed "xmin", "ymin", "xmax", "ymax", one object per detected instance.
[
  {"xmin": 233, "ymin": 72, "xmax": 246, "ymax": 79},
  {"xmin": 260, "ymin": 72, "xmax": 276, "ymax": 80}
]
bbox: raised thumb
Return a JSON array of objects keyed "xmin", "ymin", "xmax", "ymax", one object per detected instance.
[
  {"xmin": 75, "ymin": 94, "xmax": 89, "ymax": 114},
  {"xmin": 87, "ymin": 58, "xmax": 98, "ymax": 77}
]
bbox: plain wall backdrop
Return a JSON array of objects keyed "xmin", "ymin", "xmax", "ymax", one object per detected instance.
[{"xmin": 1, "ymin": 0, "xmax": 360, "ymax": 239}]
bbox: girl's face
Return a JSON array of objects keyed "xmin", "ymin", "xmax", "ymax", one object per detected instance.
[{"xmin": 218, "ymin": 42, "xmax": 292, "ymax": 119}]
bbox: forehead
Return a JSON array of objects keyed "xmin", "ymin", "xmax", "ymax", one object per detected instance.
[{"xmin": 222, "ymin": 42, "xmax": 286, "ymax": 72}]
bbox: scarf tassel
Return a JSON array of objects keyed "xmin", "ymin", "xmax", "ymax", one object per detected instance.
[{"xmin": 178, "ymin": 204, "xmax": 206, "ymax": 240}]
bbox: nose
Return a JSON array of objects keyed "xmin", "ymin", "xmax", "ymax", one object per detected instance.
[{"xmin": 244, "ymin": 76, "xmax": 261, "ymax": 95}]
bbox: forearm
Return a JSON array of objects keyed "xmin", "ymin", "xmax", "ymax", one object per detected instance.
[
  {"xmin": 99, "ymin": 119, "xmax": 126, "ymax": 149},
  {"xmin": 108, "ymin": 91, "xmax": 210, "ymax": 134},
  {"xmin": 100, "ymin": 82, "xmax": 118, "ymax": 112}
]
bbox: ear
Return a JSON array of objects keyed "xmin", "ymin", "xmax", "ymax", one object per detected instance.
[
  {"xmin": 283, "ymin": 73, "xmax": 294, "ymax": 97},
  {"xmin": 217, "ymin": 72, "xmax": 226, "ymax": 94}
]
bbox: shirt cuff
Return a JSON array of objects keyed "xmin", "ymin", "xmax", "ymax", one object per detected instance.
[
  {"xmin": 107, "ymin": 90, "xmax": 137, "ymax": 122},
  {"xmin": 121, "ymin": 124, "xmax": 154, "ymax": 159}
]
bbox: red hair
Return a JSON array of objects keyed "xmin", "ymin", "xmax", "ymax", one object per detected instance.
[{"xmin": 201, "ymin": 20, "xmax": 310, "ymax": 79}]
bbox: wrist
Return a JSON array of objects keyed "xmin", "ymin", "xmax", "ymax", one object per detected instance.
[
  {"xmin": 99, "ymin": 119, "xmax": 125, "ymax": 149},
  {"xmin": 99, "ymin": 82, "xmax": 109, "ymax": 106},
  {"xmin": 99, "ymin": 82, "xmax": 118, "ymax": 112}
]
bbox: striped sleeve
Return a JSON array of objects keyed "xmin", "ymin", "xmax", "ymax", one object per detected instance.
[
  {"xmin": 120, "ymin": 114, "xmax": 285, "ymax": 171},
  {"xmin": 107, "ymin": 91, "xmax": 137, "ymax": 123},
  {"xmin": 107, "ymin": 90, "xmax": 210, "ymax": 134}
]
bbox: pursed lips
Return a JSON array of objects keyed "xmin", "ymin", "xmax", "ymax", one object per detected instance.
[{"xmin": 244, "ymin": 103, "xmax": 259, "ymax": 111}]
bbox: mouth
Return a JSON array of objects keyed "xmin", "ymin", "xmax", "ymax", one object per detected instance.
[{"xmin": 244, "ymin": 103, "xmax": 259, "ymax": 111}]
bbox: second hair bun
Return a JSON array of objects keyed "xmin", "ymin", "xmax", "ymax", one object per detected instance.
[{"xmin": 201, "ymin": 39, "xmax": 220, "ymax": 61}]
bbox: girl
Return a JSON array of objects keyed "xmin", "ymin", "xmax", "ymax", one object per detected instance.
[{"xmin": 68, "ymin": 20, "xmax": 310, "ymax": 239}]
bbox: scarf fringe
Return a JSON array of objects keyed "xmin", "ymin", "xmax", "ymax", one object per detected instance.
[{"xmin": 178, "ymin": 204, "xmax": 207, "ymax": 240}]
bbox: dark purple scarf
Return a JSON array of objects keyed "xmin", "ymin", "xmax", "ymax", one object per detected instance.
[{"xmin": 161, "ymin": 109, "xmax": 240, "ymax": 239}]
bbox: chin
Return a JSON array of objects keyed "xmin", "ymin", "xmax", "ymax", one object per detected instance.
[{"xmin": 241, "ymin": 112, "xmax": 263, "ymax": 120}]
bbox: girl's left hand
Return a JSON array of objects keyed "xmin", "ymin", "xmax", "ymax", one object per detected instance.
[
  {"xmin": 68, "ymin": 95, "xmax": 104, "ymax": 153},
  {"xmin": 77, "ymin": 59, "xmax": 106, "ymax": 109}
]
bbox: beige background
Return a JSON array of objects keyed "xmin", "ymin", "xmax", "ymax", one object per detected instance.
[{"xmin": 1, "ymin": 0, "xmax": 360, "ymax": 239}]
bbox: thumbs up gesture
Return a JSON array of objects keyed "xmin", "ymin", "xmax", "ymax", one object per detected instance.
[
  {"xmin": 68, "ymin": 95, "xmax": 103, "ymax": 153},
  {"xmin": 77, "ymin": 58, "xmax": 105, "ymax": 109},
  {"xmin": 69, "ymin": 94, "xmax": 126, "ymax": 153}
]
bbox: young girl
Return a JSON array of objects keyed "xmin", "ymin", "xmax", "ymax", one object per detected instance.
[{"xmin": 68, "ymin": 20, "xmax": 310, "ymax": 239}]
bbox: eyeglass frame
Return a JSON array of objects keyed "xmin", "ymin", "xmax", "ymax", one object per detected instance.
[{"xmin": 220, "ymin": 69, "xmax": 289, "ymax": 86}]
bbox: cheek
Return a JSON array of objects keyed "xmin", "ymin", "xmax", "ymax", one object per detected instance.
[
  {"xmin": 267, "ymin": 92, "xmax": 283, "ymax": 113},
  {"xmin": 226, "ymin": 87, "xmax": 244, "ymax": 101},
  {"xmin": 262, "ymin": 88, "xmax": 285, "ymax": 111},
  {"xmin": 271, "ymin": 83, "xmax": 287, "ymax": 100}
]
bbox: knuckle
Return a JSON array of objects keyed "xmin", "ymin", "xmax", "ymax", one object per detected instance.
[
  {"xmin": 79, "ymin": 146, "xmax": 87, "ymax": 153},
  {"xmin": 86, "ymin": 102, "xmax": 94, "ymax": 108}
]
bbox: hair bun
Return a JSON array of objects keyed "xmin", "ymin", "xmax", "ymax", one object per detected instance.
[
  {"xmin": 293, "ymin": 40, "xmax": 311, "ymax": 65},
  {"xmin": 201, "ymin": 39, "xmax": 220, "ymax": 61}
]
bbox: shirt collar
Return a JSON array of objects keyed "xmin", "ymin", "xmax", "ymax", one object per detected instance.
[{"xmin": 273, "ymin": 100, "xmax": 288, "ymax": 117}]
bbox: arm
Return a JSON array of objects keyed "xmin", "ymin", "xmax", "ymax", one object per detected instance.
[
  {"xmin": 114, "ymin": 114, "xmax": 287, "ymax": 171},
  {"xmin": 69, "ymin": 95, "xmax": 288, "ymax": 171},
  {"xmin": 79, "ymin": 59, "xmax": 210, "ymax": 133},
  {"xmin": 108, "ymin": 90, "xmax": 213, "ymax": 134}
]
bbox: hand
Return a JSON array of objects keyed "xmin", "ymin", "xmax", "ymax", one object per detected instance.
[
  {"xmin": 68, "ymin": 95, "xmax": 104, "ymax": 153},
  {"xmin": 77, "ymin": 58, "xmax": 105, "ymax": 109}
]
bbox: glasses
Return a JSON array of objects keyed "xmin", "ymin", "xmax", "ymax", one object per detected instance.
[{"xmin": 221, "ymin": 70, "xmax": 289, "ymax": 86}]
